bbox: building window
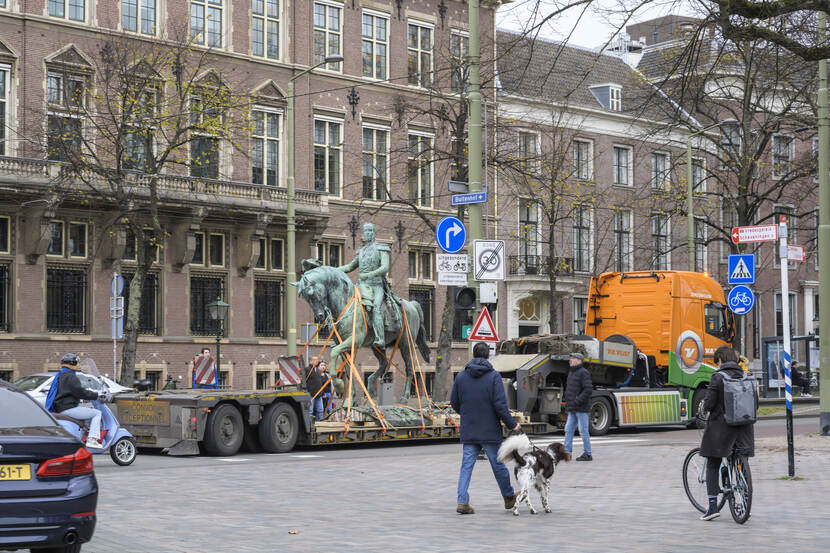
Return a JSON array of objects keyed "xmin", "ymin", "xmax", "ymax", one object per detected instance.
[
  {"xmin": 254, "ymin": 237, "xmax": 284, "ymax": 271},
  {"xmin": 613, "ymin": 146, "xmax": 631, "ymax": 186},
  {"xmin": 190, "ymin": 275, "xmax": 224, "ymax": 336},
  {"xmin": 408, "ymin": 249, "xmax": 433, "ymax": 281},
  {"xmin": 0, "ymin": 264, "xmax": 9, "ymax": 332},
  {"xmin": 192, "ymin": 232, "xmax": 205, "ymax": 265},
  {"xmin": 46, "ymin": 73, "xmax": 85, "ymax": 162},
  {"xmin": 313, "ymin": 2, "xmax": 342, "ymax": 71},
  {"xmin": 46, "ymin": 221, "xmax": 87, "ymax": 259},
  {"xmin": 694, "ymin": 218, "xmax": 707, "ymax": 273},
  {"xmin": 362, "ymin": 127, "xmax": 388, "ymax": 200},
  {"xmin": 518, "ymin": 200, "xmax": 539, "ymax": 269},
  {"xmin": 191, "ymin": 0, "xmax": 223, "ymax": 47},
  {"xmin": 209, "ymin": 233, "xmax": 224, "ymax": 267},
  {"xmin": 573, "ymin": 297, "xmax": 588, "ymax": 334},
  {"xmin": 122, "ymin": 227, "xmax": 160, "ymax": 263},
  {"xmin": 190, "ymin": 96, "xmax": 222, "ymax": 179},
  {"xmin": 317, "ymin": 242, "xmax": 341, "ymax": 267},
  {"xmin": 775, "ymin": 292, "xmax": 798, "ymax": 338},
  {"xmin": 362, "ymin": 11, "xmax": 388, "ymax": 80},
  {"xmin": 122, "ymin": 272, "xmax": 159, "ymax": 335},
  {"xmin": 47, "ymin": 221, "xmax": 64, "ymax": 256},
  {"xmin": 123, "ymin": 0, "xmax": 156, "ymax": 34},
  {"xmin": 614, "ymin": 210, "xmax": 632, "ymax": 272},
  {"xmin": 190, "ymin": 232, "xmax": 225, "ymax": 267},
  {"xmin": 47, "ymin": 267, "xmax": 87, "ymax": 333},
  {"xmin": 407, "ymin": 22, "xmax": 433, "ymax": 87},
  {"xmin": 409, "ymin": 287, "xmax": 434, "ymax": 341},
  {"xmin": 772, "ymin": 135, "xmax": 793, "ymax": 178},
  {"xmin": 0, "ymin": 216, "xmax": 8, "ymax": 253},
  {"xmin": 255, "ymin": 279, "xmax": 284, "ymax": 337},
  {"xmin": 572, "ymin": 139, "xmax": 592, "ymax": 180},
  {"xmin": 68, "ymin": 222, "xmax": 87, "ymax": 258},
  {"xmin": 651, "ymin": 152, "xmax": 670, "ymax": 189},
  {"xmin": 408, "ymin": 134, "xmax": 433, "ymax": 206},
  {"xmin": 609, "ymin": 86, "xmax": 621, "ymax": 111},
  {"xmin": 252, "ymin": 0, "xmax": 279, "ymax": 59},
  {"xmin": 651, "ymin": 212, "xmax": 670, "ymax": 270},
  {"xmin": 573, "ymin": 205, "xmax": 592, "ymax": 272},
  {"xmin": 518, "ymin": 132, "xmax": 538, "ymax": 173},
  {"xmin": 0, "ymin": 65, "xmax": 8, "ymax": 156},
  {"xmin": 49, "ymin": 0, "xmax": 85, "ymax": 21},
  {"xmin": 252, "ymin": 108, "xmax": 280, "ymax": 186},
  {"xmin": 692, "ymin": 157, "xmax": 706, "ymax": 192},
  {"xmin": 313, "ymin": 119, "xmax": 342, "ymax": 195},
  {"xmin": 450, "ymin": 31, "xmax": 469, "ymax": 93}
]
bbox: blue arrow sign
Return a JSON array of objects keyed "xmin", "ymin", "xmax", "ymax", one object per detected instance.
[
  {"xmin": 727, "ymin": 285, "xmax": 755, "ymax": 315},
  {"xmin": 451, "ymin": 192, "xmax": 488, "ymax": 206},
  {"xmin": 435, "ymin": 216, "xmax": 466, "ymax": 254},
  {"xmin": 728, "ymin": 254, "xmax": 755, "ymax": 285}
]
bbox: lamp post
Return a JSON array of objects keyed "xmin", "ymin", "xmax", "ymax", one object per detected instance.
[
  {"xmin": 817, "ymin": 12, "xmax": 830, "ymax": 435},
  {"xmin": 686, "ymin": 120, "xmax": 735, "ymax": 271},
  {"xmin": 286, "ymin": 54, "xmax": 344, "ymax": 357},
  {"xmin": 207, "ymin": 297, "xmax": 229, "ymax": 381}
]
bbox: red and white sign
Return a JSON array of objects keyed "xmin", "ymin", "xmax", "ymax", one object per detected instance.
[
  {"xmin": 468, "ymin": 308, "xmax": 499, "ymax": 342},
  {"xmin": 193, "ymin": 355, "xmax": 217, "ymax": 387},
  {"xmin": 787, "ymin": 245, "xmax": 806, "ymax": 262},
  {"xmin": 278, "ymin": 356, "xmax": 303, "ymax": 385},
  {"xmin": 731, "ymin": 225, "xmax": 778, "ymax": 244}
]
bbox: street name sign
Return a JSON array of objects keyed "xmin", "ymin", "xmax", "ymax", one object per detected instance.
[
  {"xmin": 435, "ymin": 216, "xmax": 466, "ymax": 253},
  {"xmin": 731, "ymin": 225, "xmax": 778, "ymax": 244},
  {"xmin": 473, "ymin": 240, "xmax": 506, "ymax": 281},
  {"xmin": 727, "ymin": 254, "xmax": 755, "ymax": 285},
  {"xmin": 787, "ymin": 245, "xmax": 805, "ymax": 262},
  {"xmin": 727, "ymin": 285, "xmax": 755, "ymax": 315},
  {"xmin": 448, "ymin": 180, "xmax": 469, "ymax": 194},
  {"xmin": 451, "ymin": 192, "xmax": 488, "ymax": 206},
  {"xmin": 468, "ymin": 308, "xmax": 499, "ymax": 342}
]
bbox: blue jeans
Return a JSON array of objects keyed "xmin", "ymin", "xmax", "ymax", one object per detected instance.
[
  {"xmin": 564, "ymin": 411, "xmax": 592, "ymax": 456},
  {"xmin": 457, "ymin": 443, "xmax": 514, "ymax": 505},
  {"xmin": 311, "ymin": 396, "xmax": 324, "ymax": 420},
  {"xmin": 61, "ymin": 405, "xmax": 102, "ymax": 441}
]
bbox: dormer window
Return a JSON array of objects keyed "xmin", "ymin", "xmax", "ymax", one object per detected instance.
[
  {"xmin": 589, "ymin": 84, "xmax": 622, "ymax": 111},
  {"xmin": 609, "ymin": 86, "xmax": 621, "ymax": 111}
]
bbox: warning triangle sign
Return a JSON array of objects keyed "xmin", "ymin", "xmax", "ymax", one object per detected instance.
[
  {"xmin": 730, "ymin": 258, "xmax": 752, "ymax": 281},
  {"xmin": 469, "ymin": 308, "xmax": 499, "ymax": 342}
]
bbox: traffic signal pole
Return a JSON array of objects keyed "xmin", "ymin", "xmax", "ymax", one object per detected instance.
[{"xmin": 467, "ymin": 0, "xmax": 483, "ymax": 356}]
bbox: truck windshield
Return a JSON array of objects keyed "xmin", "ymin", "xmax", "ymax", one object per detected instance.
[{"xmin": 704, "ymin": 302, "xmax": 728, "ymax": 340}]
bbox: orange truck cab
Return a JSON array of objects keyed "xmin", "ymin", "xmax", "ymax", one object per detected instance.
[{"xmin": 585, "ymin": 271, "xmax": 735, "ymax": 417}]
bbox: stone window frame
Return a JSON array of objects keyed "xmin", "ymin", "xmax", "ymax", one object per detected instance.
[
  {"xmin": 407, "ymin": 19, "xmax": 433, "ymax": 88},
  {"xmin": 612, "ymin": 144, "xmax": 633, "ymax": 187},
  {"xmin": 361, "ymin": 123, "xmax": 390, "ymax": 202},
  {"xmin": 313, "ymin": 115, "xmax": 343, "ymax": 197},
  {"xmin": 361, "ymin": 8, "xmax": 390, "ymax": 80},
  {"xmin": 45, "ymin": 219, "xmax": 90, "ymax": 260},
  {"xmin": 122, "ymin": 0, "xmax": 158, "ymax": 36},
  {"xmin": 253, "ymin": 236, "xmax": 285, "ymax": 272},
  {"xmin": 190, "ymin": 0, "xmax": 225, "ymax": 48},
  {"xmin": 251, "ymin": 0, "xmax": 281, "ymax": 60},
  {"xmin": 251, "ymin": 105, "xmax": 283, "ymax": 187},
  {"xmin": 48, "ymin": 0, "xmax": 86, "ymax": 23},
  {"xmin": 407, "ymin": 130, "xmax": 434, "ymax": 208},
  {"xmin": 313, "ymin": 0, "xmax": 344, "ymax": 72}
]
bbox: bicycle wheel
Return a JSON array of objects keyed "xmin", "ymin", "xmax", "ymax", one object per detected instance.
[
  {"xmin": 728, "ymin": 456, "xmax": 753, "ymax": 524},
  {"xmin": 682, "ymin": 448, "xmax": 709, "ymax": 513}
]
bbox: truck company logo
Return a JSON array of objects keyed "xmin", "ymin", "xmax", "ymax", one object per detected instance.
[{"xmin": 675, "ymin": 330, "xmax": 703, "ymax": 374}]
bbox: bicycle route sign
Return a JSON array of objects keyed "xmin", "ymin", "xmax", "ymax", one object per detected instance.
[
  {"xmin": 727, "ymin": 285, "xmax": 755, "ymax": 315},
  {"xmin": 436, "ymin": 254, "xmax": 471, "ymax": 273},
  {"xmin": 727, "ymin": 254, "xmax": 755, "ymax": 285}
]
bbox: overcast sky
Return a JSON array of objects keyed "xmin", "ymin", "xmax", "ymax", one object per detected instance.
[{"xmin": 496, "ymin": 0, "xmax": 692, "ymax": 50}]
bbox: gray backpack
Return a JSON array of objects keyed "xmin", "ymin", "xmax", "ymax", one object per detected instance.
[{"xmin": 721, "ymin": 372, "xmax": 757, "ymax": 426}]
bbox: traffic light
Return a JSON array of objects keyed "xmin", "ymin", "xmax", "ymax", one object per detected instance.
[{"xmin": 454, "ymin": 287, "xmax": 476, "ymax": 310}]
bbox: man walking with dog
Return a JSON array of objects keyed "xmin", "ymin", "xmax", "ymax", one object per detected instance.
[
  {"xmin": 451, "ymin": 342, "xmax": 521, "ymax": 514},
  {"xmin": 563, "ymin": 352, "xmax": 593, "ymax": 461}
]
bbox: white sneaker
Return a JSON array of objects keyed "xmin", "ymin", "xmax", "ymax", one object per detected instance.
[
  {"xmin": 802, "ymin": 393, "xmax": 812, "ymax": 398},
  {"xmin": 85, "ymin": 438, "xmax": 104, "ymax": 449}
]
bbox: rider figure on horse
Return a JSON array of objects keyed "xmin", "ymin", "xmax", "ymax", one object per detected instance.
[{"xmin": 338, "ymin": 222, "xmax": 390, "ymax": 348}]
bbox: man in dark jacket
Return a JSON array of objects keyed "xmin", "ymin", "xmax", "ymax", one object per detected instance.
[
  {"xmin": 699, "ymin": 346, "xmax": 756, "ymax": 521},
  {"xmin": 450, "ymin": 342, "xmax": 521, "ymax": 515},
  {"xmin": 305, "ymin": 361, "xmax": 328, "ymax": 420},
  {"xmin": 563, "ymin": 352, "xmax": 593, "ymax": 461},
  {"xmin": 47, "ymin": 353, "xmax": 104, "ymax": 449}
]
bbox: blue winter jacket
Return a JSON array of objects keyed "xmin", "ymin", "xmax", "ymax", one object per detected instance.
[{"xmin": 450, "ymin": 357, "xmax": 517, "ymax": 444}]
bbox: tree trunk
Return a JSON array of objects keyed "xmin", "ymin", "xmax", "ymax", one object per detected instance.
[
  {"xmin": 119, "ymin": 229, "xmax": 152, "ymax": 386},
  {"xmin": 432, "ymin": 286, "xmax": 457, "ymax": 402},
  {"xmin": 547, "ymin": 223, "xmax": 559, "ymax": 333}
]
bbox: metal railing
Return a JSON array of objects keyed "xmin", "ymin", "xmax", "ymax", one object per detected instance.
[{"xmin": 508, "ymin": 255, "xmax": 574, "ymax": 276}]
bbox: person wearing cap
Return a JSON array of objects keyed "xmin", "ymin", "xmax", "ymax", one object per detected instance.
[
  {"xmin": 44, "ymin": 353, "xmax": 105, "ymax": 449},
  {"xmin": 563, "ymin": 352, "xmax": 593, "ymax": 461}
]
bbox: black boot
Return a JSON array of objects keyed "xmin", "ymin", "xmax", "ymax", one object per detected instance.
[{"xmin": 700, "ymin": 497, "xmax": 720, "ymax": 521}]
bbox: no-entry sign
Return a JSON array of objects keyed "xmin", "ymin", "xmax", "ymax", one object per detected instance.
[{"xmin": 731, "ymin": 225, "xmax": 778, "ymax": 244}]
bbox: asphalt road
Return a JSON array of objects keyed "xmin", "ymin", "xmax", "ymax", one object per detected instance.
[{"xmin": 84, "ymin": 417, "xmax": 829, "ymax": 553}]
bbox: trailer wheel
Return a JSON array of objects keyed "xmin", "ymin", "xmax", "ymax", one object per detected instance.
[
  {"xmin": 258, "ymin": 402, "xmax": 299, "ymax": 453},
  {"xmin": 688, "ymin": 387, "xmax": 708, "ymax": 429},
  {"xmin": 203, "ymin": 404, "xmax": 244, "ymax": 456},
  {"xmin": 589, "ymin": 398, "xmax": 612, "ymax": 436}
]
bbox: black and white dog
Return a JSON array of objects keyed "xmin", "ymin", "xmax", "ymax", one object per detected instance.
[{"xmin": 498, "ymin": 434, "xmax": 571, "ymax": 516}]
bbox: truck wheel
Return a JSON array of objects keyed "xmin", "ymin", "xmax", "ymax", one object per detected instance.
[
  {"xmin": 203, "ymin": 404, "xmax": 244, "ymax": 456},
  {"xmin": 589, "ymin": 398, "xmax": 612, "ymax": 436},
  {"xmin": 258, "ymin": 402, "xmax": 299, "ymax": 453},
  {"xmin": 688, "ymin": 387, "xmax": 708, "ymax": 429}
]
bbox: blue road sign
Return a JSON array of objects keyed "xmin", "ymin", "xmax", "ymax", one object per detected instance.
[
  {"xmin": 451, "ymin": 192, "xmax": 488, "ymax": 206},
  {"xmin": 435, "ymin": 216, "xmax": 467, "ymax": 253},
  {"xmin": 727, "ymin": 285, "xmax": 755, "ymax": 315},
  {"xmin": 728, "ymin": 254, "xmax": 755, "ymax": 284}
]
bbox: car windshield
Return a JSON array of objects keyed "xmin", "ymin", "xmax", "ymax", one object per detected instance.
[
  {"xmin": 78, "ymin": 374, "xmax": 101, "ymax": 390},
  {"xmin": 0, "ymin": 387, "xmax": 57, "ymax": 427},
  {"xmin": 12, "ymin": 374, "xmax": 51, "ymax": 391}
]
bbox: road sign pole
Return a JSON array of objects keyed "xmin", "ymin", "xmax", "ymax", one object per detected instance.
[
  {"xmin": 779, "ymin": 218, "xmax": 795, "ymax": 477},
  {"xmin": 818, "ymin": 11, "xmax": 830, "ymax": 436}
]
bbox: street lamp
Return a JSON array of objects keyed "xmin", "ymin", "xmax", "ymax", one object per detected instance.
[
  {"xmin": 686, "ymin": 119, "xmax": 737, "ymax": 271},
  {"xmin": 286, "ymin": 54, "xmax": 344, "ymax": 357},
  {"xmin": 207, "ymin": 296, "xmax": 229, "ymax": 379}
]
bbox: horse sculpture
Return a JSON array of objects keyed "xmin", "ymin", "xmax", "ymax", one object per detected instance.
[{"xmin": 292, "ymin": 263, "xmax": 431, "ymax": 403}]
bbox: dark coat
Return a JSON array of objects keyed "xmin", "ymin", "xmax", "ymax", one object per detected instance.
[
  {"xmin": 305, "ymin": 366, "xmax": 326, "ymax": 396},
  {"xmin": 450, "ymin": 357, "xmax": 517, "ymax": 444},
  {"xmin": 563, "ymin": 363, "xmax": 593, "ymax": 413},
  {"xmin": 700, "ymin": 362, "xmax": 756, "ymax": 458},
  {"xmin": 53, "ymin": 370, "xmax": 98, "ymax": 413}
]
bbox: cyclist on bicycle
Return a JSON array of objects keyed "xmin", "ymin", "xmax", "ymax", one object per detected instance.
[{"xmin": 698, "ymin": 346, "xmax": 755, "ymax": 520}]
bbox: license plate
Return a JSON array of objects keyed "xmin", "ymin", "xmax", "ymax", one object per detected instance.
[{"xmin": 0, "ymin": 464, "xmax": 31, "ymax": 481}]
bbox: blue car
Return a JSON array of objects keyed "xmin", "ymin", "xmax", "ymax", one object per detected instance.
[{"xmin": 0, "ymin": 380, "xmax": 98, "ymax": 553}]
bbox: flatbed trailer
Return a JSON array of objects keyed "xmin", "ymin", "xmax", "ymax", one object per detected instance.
[{"xmin": 113, "ymin": 388, "xmax": 547, "ymax": 456}]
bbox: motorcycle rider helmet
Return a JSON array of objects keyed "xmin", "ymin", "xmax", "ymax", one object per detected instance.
[{"xmin": 60, "ymin": 353, "xmax": 80, "ymax": 367}]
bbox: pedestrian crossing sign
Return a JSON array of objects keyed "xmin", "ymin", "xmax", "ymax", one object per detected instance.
[{"xmin": 727, "ymin": 254, "xmax": 755, "ymax": 285}]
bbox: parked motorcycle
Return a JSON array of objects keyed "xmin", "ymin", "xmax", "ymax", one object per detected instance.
[{"xmin": 53, "ymin": 358, "xmax": 137, "ymax": 466}]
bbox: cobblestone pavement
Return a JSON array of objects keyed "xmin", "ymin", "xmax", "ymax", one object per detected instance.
[{"xmin": 85, "ymin": 420, "xmax": 830, "ymax": 553}]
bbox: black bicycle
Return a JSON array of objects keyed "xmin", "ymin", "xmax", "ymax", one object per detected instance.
[{"xmin": 682, "ymin": 447, "xmax": 753, "ymax": 524}]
